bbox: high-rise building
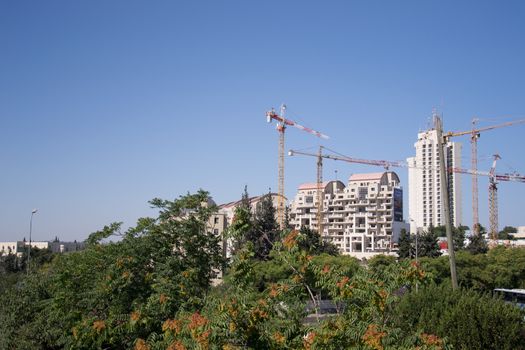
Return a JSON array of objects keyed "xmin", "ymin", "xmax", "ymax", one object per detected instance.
[
  {"xmin": 407, "ymin": 128, "xmax": 462, "ymax": 233},
  {"xmin": 289, "ymin": 172, "xmax": 408, "ymax": 258}
]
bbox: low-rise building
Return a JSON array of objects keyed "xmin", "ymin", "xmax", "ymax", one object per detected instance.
[
  {"xmin": 0, "ymin": 241, "xmax": 25, "ymax": 256},
  {"xmin": 0, "ymin": 240, "xmax": 85, "ymax": 257}
]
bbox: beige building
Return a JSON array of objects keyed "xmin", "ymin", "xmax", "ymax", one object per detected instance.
[
  {"xmin": 290, "ymin": 172, "xmax": 408, "ymax": 258},
  {"xmin": 209, "ymin": 193, "xmax": 284, "ymax": 258}
]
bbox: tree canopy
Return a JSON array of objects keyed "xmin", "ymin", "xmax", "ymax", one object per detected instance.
[{"xmin": 1, "ymin": 191, "xmax": 524, "ymax": 349}]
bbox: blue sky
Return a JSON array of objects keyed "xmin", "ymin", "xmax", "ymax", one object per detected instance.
[{"xmin": 1, "ymin": 0, "xmax": 525, "ymax": 241}]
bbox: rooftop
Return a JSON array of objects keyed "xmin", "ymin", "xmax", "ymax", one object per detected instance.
[
  {"xmin": 297, "ymin": 182, "xmax": 329, "ymax": 190},
  {"xmin": 348, "ymin": 172, "xmax": 384, "ymax": 182}
]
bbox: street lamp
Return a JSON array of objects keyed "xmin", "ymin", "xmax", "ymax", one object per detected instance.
[{"xmin": 27, "ymin": 208, "xmax": 38, "ymax": 274}]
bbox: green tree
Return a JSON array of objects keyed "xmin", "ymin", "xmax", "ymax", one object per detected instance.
[
  {"xmin": 297, "ymin": 226, "xmax": 339, "ymax": 256},
  {"xmin": 0, "ymin": 191, "xmax": 225, "ymax": 350},
  {"xmin": 430, "ymin": 225, "xmax": 467, "ymax": 251},
  {"xmin": 284, "ymin": 204, "xmax": 293, "ymax": 230},
  {"xmin": 432, "ymin": 225, "xmax": 446, "ymax": 237},
  {"xmin": 499, "ymin": 226, "xmax": 517, "ymax": 240},
  {"xmin": 452, "ymin": 225, "xmax": 468, "ymax": 250},
  {"xmin": 467, "ymin": 233, "xmax": 488, "ymax": 254},
  {"xmin": 227, "ymin": 186, "xmax": 254, "ymax": 255},
  {"xmin": 250, "ymin": 190, "xmax": 279, "ymax": 260},
  {"xmin": 391, "ymin": 284, "xmax": 525, "ymax": 350},
  {"xmin": 397, "ymin": 229, "xmax": 412, "ymax": 259},
  {"xmin": 417, "ymin": 230, "xmax": 441, "ymax": 258}
]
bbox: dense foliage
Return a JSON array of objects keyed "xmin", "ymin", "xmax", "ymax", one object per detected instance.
[
  {"xmin": 0, "ymin": 247, "xmax": 55, "ymax": 293},
  {"xmin": 1, "ymin": 191, "xmax": 524, "ymax": 349},
  {"xmin": 0, "ymin": 191, "xmax": 224, "ymax": 349},
  {"xmin": 392, "ymin": 284, "xmax": 525, "ymax": 350},
  {"xmin": 420, "ymin": 246, "xmax": 525, "ymax": 292}
]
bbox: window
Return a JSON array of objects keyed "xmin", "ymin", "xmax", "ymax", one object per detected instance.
[
  {"xmin": 214, "ymin": 217, "xmax": 219, "ymax": 224},
  {"xmin": 305, "ymin": 196, "xmax": 313, "ymax": 204}
]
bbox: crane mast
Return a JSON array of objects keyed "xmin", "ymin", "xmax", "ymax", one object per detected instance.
[
  {"xmin": 277, "ymin": 106, "xmax": 286, "ymax": 229},
  {"xmin": 444, "ymin": 117, "xmax": 525, "ymax": 235},
  {"xmin": 488, "ymin": 154, "xmax": 501, "ymax": 241},
  {"xmin": 317, "ymin": 146, "xmax": 323, "ymax": 239},
  {"xmin": 471, "ymin": 119, "xmax": 480, "ymax": 235},
  {"xmin": 266, "ymin": 105, "xmax": 328, "ymax": 229}
]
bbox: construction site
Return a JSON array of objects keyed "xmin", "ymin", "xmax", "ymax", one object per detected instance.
[{"xmin": 257, "ymin": 105, "xmax": 525, "ymax": 260}]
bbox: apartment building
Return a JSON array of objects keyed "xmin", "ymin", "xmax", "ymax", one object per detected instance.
[
  {"xmin": 407, "ymin": 128, "xmax": 462, "ymax": 233},
  {"xmin": 290, "ymin": 172, "xmax": 408, "ymax": 257}
]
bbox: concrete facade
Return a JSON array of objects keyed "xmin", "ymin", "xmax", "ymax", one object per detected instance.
[
  {"xmin": 407, "ymin": 128, "xmax": 462, "ymax": 233},
  {"xmin": 290, "ymin": 172, "xmax": 409, "ymax": 256}
]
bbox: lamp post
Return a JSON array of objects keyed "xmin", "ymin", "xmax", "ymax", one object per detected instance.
[
  {"xmin": 415, "ymin": 229, "xmax": 418, "ymax": 263},
  {"xmin": 27, "ymin": 209, "xmax": 38, "ymax": 274},
  {"xmin": 410, "ymin": 218, "xmax": 419, "ymax": 292},
  {"xmin": 409, "ymin": 219, "xmax": 417, "ymax": 261}
]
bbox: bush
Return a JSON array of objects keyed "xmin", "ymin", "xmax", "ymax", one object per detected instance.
[
  {"xmin": 391, "ymin": 284, "xmax": 525, "ymax": 350},
  {"xmin": 420, "ymin": 247, "xmax": 525, "ymax": 292}
]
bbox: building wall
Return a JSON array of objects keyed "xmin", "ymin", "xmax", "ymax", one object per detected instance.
[
  {"xmin": 290, "ymin": 172, "xmax": 407, "ymax": 256},
  {"xmin": 407, "ymin": 128, "xmax": 462, "ymax": 232}
]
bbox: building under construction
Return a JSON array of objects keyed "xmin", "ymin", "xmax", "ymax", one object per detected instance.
[{"xmin": 289, "ymin": 171, "xmax": 409, "ymax": 258}]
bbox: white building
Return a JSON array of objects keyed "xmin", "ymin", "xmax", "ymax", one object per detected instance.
[
  {"xmin": 514, "ymin": 226, "xmax": 525, "ymax": 239},
  {"xmin": 290, "ymin": 172, "xmax": 409, "ymax": 258},
  {"xmin": 0, "ymin": 240, "xmax": 85, "ymax": 257},
  {"xmin": 407, "ymin": 128, "xmax": 462, "ymax": 233},
  {"xmin": 0, "ymin": 241, "xmax": 25, "ymax": 256}
]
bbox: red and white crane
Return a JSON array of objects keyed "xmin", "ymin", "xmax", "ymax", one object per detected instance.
[{"xmin": 266, "ymin": 105, "xmax": 329, "ymax": 228}]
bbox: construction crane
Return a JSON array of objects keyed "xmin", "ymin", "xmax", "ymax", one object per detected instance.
[
  {"xmin": 290, "ymin": 148, "xmax": 525, "ymax": 239},
  {"xmin": 289, "ymin": 148, "xmax": 407, "ymax": 169},
  {"xmin": 266, "ymin": 105, "xmax": 329, "ymax": 228},
  {"xmin": 443, "ymin": 118, "xmax": 525, "ymax": 234},
  {"xmin": 316, "ymin": 146, "xmax": 323, "ymax": 239},
  {"xmin": 488, "ymin": 154, "xmax": 501, "ymax": 240}
]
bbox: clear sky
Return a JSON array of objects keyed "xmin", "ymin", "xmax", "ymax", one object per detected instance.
[{"xmin": 1, "ymin": 0, "xmax": 525, "ymax": 242}]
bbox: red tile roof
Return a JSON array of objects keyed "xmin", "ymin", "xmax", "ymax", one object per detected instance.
[
  {"xmin": 297, "ymin": 182, "xmax": 329, "ymax": 190},
  {"xmin": 348, "ymin": 172, "xmax": 384, "ymax": 182}
]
